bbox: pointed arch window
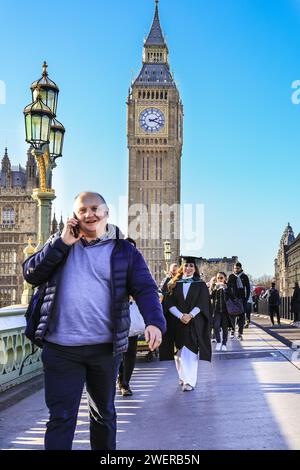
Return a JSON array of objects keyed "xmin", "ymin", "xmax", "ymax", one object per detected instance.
[{"xmin": 2, "ymin": 207, "xmax": 15, "ymax": 225}]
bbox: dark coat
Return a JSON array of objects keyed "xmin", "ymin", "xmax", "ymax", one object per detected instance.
[
  {"xmin": 159, "ymin": 275, "xmax": 172, "ymax": 296},
  {"xmin": 211, "ymin": 286, "xmax": 230, "ymax": 316},
  {"xmin": 22, "ymin": 232, "xmax": 166, "ymax": 355},
  {"xmin": 227, "ymin": 272, "xmax": 250, "ymax": 302},
  {"xmin": 164, "ymin": 276, "xmax": 212, "ymax": 361},
  {"xmin": 291, "ymin": 287, "xmax": 300, "ymax": 314}
]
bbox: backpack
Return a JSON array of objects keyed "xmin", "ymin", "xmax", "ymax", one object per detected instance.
[
  {"xmin": 19, "ymin": 284, "xmax": 46, "ymax": 376},
  {"xmin": 24, "ymin": 284, "xmax": 47, "ymax": 347},
  {"xmin": 268, "ymin": 289, "xmax": 279, "ymax": 306}
]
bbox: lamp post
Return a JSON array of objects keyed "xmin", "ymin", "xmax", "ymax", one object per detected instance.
[
  {"xmin": 23, "ymin": 61, "xmax": 65, "ymax": 249},
  {"xmin": 163, "ymin": 240, "xmax": 171, "ymax": 276}
]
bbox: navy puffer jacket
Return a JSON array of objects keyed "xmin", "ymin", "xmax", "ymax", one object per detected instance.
[{"xmin": 22, "ymin": 232, "xmax": 166, "ymax": 355}]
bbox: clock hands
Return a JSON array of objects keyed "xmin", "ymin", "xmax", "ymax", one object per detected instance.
[{"xmin": 148, "ymin": 118, "xmax": 161, "ymax": 124}]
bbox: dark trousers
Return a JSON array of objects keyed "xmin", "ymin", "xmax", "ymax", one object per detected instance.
[
  {"xmin": 213, "ymin": 312, "xmax": 229, "ymax": 345},
  {"xmin": 230, "ymin": 313, "xmax": 246, "ymax": 335},
  {"xmin": 230, "ymin": 299, "xmax": 247, "ymax": 334},
  {"xmin": 269, "ymin": 305, "xmax": 281, "ymax": 325},
  {"xmin": 42, "ymin": 341, "xmax": 121, "ymax": 451},
  {"xmin": 294, "ymin": 311, "xmax": 300, "ymax": 322},
  {"xmin": 118, "ymin": 335, "xmax": 138, "ymax": 388},
  {"xmin": 246, "ymin": 302, "xmax": 252, "ymax": 322}
]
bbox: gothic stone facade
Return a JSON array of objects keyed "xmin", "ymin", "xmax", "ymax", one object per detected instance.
[
  {"xmin": 275, "ymin": 223, "xmax": 300, "ymax": 297},
  {"xmin": 0, "ymin": 147, "xmax": 39, "ymax": 307},
  {"xmin": 127, "ymin": 3, "xmax": 183, "ymax": 284},
  {"xmin": 195, "ymin": 257, "xmax": 239, "ymax": 283}
]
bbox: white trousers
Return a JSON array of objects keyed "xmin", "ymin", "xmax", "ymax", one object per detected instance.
[{"xmin": 174, "ymin": 346, "xmax": 198, "ymax": 387}]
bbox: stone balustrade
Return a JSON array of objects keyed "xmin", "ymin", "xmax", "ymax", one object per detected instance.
[{"xmin": 0, "ymin": 304, "xmax": 42, "ymax": 392}]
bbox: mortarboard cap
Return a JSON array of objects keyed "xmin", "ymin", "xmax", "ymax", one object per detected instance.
[{"xmin": 179, "ymin": 255, "xmax": 197, "ymax": 265}]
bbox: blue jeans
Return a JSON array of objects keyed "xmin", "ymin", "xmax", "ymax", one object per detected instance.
[
  {"xmin": 42, "ymin": 341, "xmax": 121, "ymax": 450},
  {"xmin": 213, "ymin": 312, "xmax": 229, "ymax": 345}
]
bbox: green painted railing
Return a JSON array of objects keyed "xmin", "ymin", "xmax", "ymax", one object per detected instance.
[{"xmin": 0, "ymin": 304, "xmax": 42, "ymax": 392}]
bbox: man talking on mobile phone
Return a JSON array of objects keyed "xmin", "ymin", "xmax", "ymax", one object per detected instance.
[{"xmin": 23, "ymin": 191, "xmax": 166, "ymax": 451}]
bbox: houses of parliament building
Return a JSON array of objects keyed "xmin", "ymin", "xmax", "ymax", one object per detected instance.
[
  {"xmin": 0, "ymin": 147, "xmax": 63, "ymax": 308},
  {"xmin": 0, "ymin": 147, "xmax": 39, "ymax": 307},
  {"xmin": 275, "ymin": 223, "xmax": 300, "ymax": 297}
]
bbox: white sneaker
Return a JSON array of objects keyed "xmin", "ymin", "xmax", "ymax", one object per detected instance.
[
  {"xmin": 182, "ymin": 383, "xmax": 194, "ymax": 391},
  {"xmin": 211, "ymin": 338, "xmax": 217, "ymax": 343},
  {"xmin": 215, "ymin": 343, "xmax": 222, "ymax": 351},
  {"xmin": 221, "ymin": 344, "xmax": 227, "ymax": 351}
]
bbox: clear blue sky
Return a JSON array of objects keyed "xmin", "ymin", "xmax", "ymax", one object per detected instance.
[{"xmin": 1, "ymin": 0, "xmax": 300, "ymax": 278}]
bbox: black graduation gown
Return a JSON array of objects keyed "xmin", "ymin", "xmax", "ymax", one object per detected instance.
[
  {"xmin": 159, "ymin": 276, "xmax": 177, "ymax": 361},
  {"xmin": 164, "ymin": 277, "xmax": 212, "ymax": 362}
]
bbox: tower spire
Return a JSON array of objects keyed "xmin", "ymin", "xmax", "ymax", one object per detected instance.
[
  {"xmin": 145, "ymin": 0, "xmax": 165, "ymax": 46},
  {"xmin": 1, "ymin": 147, "xmax": 11, "ymax": 172}
]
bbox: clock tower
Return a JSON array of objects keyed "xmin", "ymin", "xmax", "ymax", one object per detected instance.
[{"xmin": 127, "ymin": 0, "xmax": 183, "ymax": 283}]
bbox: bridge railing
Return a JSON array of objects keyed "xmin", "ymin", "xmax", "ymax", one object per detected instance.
[
  {"xmin": 0, "ymin": 305, "xmax": 42, "ymax": 392},
  {"xmin": 258, "ymin": 297, "xmax": 293, "ymax": 321}
]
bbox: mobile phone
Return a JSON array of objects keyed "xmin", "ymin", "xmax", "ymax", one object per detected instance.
[{"xmin": 72, "ymin": 212, "xmax": 80, "ymax": 238}]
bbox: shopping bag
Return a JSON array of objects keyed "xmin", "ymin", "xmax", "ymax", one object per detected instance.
[{"xmin": 129, "ymin": 302, "xmax": 145, "ymax": 337}]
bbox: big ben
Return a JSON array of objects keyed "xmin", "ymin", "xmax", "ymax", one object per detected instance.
[{"xmin": 127, "ymin": 0, "xmax": 183, "ymax": 283}]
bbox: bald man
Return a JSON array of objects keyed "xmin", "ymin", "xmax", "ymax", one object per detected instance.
[{"xmin": 23, "ymin": 191, "xmax": 166, "ymax": 450}]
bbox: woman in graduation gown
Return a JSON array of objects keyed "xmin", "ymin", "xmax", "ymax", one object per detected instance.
[{"xmin": 164, "ymin": 257, "xmax": 212, "ymax": 391}]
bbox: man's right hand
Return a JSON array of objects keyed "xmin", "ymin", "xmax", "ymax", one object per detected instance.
[{"xmin": 61, "ymin": 216, "xmax": 81, "ymax": 246}]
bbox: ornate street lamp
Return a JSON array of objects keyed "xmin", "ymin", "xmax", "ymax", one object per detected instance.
[
  {"xmin": 163, "ymin": 240, "xmax": 171, "ymax": 275},
  {"xmin": 49, "ymin": 118, "xmax": 65, "ymax": 161},
  {"xmin": 23, "ymin": 61, "xmax": 65, "ymax": 248},
  {"xmin": 31, "ymin": 61, "xmax": 59, "ymax": 116},
  {"xmin": 24, "ymin": 91, "xmax": 53, "ymax": 150}
]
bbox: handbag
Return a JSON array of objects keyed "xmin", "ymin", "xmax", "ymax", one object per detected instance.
[
  {"xmin": 129, "ymin": 301, "xmax": 145, "ymax": 337},
  {"xmin": 226, "ymin": 298, "xmax": 244, "ymax": 316}
]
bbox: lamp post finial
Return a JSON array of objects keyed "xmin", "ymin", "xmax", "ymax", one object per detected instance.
[{"xmin": 42, "ymin": 61, "xmax": 48, "ymax": 77}]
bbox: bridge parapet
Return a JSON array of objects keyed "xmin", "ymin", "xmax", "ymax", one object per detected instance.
[
  {"xmin": 0, "ymin": 305, "xmax": 42, "ymax": 392},
  {"xmin": 258, "ymin": 297, "xmax": 293, "ymax": 321}
]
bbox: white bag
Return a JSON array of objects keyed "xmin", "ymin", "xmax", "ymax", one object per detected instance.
[{"xmin": 129, "ymin": 301, "xmax": 145, "ymax": 337}]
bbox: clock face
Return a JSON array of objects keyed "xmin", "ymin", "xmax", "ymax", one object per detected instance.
[{"xmin": 139, "ymin": 108, "xmax": 165, "ymax": 133}]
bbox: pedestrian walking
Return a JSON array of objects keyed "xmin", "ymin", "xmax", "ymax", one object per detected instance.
[
  {"xmin": 117, "ymin": 238, "xmax": 139, "ymax": 397},
  {"xmin": 252, "ymin": 293, "xmax": 259, "ymax": 313},
  {"xmin": 164, "ymin": 257, "xmax": 211, "ymax": 391},
  {"xmin": 159, "ymin": 262, "xmax": 178, "ymax": 361},
  {"xmin": 211, "ymin": 272, "xmax": 230, "ymax": 351},
  {"xmin": 209, "ymin": 276, "xmax": 217, "ymax": 343},
  {"xmin": 291, "ymin": 282, "xmax": 300, "ymax": 325},
  {"xmin": 227, "ymin": 262, "xmax": 250, "ymax": 340},
  {"xmin": 245, "ymin": 281, "xmax": 254, "ymax": 328},
  {"xmin": 159, "ymin": 263, "xmax": 178, "ymax": 298},
  {"xmin": 23, "ymin": 191, "xmax": 166, "ymax": 451},
  {"xmin": 265, "ymin": 282, "xmax": 281, "ymax": 326}
]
